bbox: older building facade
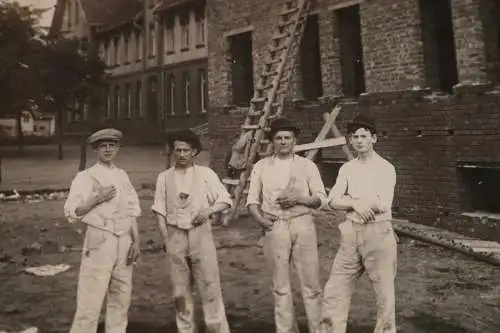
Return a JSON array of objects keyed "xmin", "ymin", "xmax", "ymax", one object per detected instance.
[
  {"xmin": 49, "ymin": 0, "xmax": 208, "ymax": 143},
  {"xmin": 207, "ymin": 0, "xmax": 500, "ymax": 239}
]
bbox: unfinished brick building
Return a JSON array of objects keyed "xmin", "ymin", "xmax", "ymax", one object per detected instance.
[{"xmin": 207, "ymin": 0, "xmax": 500, "ymax": 239}]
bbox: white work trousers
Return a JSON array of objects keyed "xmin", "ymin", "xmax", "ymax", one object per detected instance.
[
  {"xmin": 262, "ymin": 214, "xmax": 322, "ymax": 333},
  {"xmin": 165, "ymin": 222, "xmax": 230, "ymax": 333},
  {"xmin": 70, "ymin": 227, "xmax": 134, "ymax": 333},
  {"xmin": 318, "ymin": 220, "xmax": 398, "ymax": 333}
]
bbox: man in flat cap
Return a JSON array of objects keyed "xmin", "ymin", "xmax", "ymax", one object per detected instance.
[
  {"xmin": 152, "ymin": 128, "xmax": 233, "ymax": 333},
  {"xmin": 318, "ymin": 115, "xmax": 397, "ymax": 333},
  {"xmin": 246, "ymin": 118, "xmax": 327, "ymax": 333},
  {"xmin": 64, "ymin": 128, "xmax": 141, "ymax": 333}
]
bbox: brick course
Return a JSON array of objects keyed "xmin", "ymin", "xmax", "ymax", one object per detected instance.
[{"xmin": 207, "ymin": 0, "xmax": 500, "ymax": 240}]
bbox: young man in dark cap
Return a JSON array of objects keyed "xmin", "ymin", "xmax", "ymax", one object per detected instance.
[
  {"xmin": 318, "ymin": 115, "xmax": 397, "ymax": 333},
  {"xmin": 152, "ymin": 128, "xmax": 233, "ymax": 333},
  {"xmin": 246, "ymin": 118, "xmax": 328, "ymax": 333},
  {"xmin": 63, "ymin": 128, "xmax": 141, "ymax": 333}
]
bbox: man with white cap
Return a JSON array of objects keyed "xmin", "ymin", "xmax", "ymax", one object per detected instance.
[
  {"xmin": 152, "ymin": 128, "xmax": 232, "ymax": 333},
  {"xmin": 246, "ymin": 118, "xmax": 327, "ymax": 333},
  {"xmin": 64, "ymin": 128, "xmax": 141, "ymax": 333}
]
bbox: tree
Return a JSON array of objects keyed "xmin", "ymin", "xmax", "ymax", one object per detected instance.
[
  {"xmin": 38, "ymin": 36, "xmax": 108, "ymax": 160},
  {"xmin": 0, "ymin": 0, "xmax": 46, "ymax": 153},
  {"xmin": 0, "ymin": 0, "xmax": 107, "ymax": 159}
]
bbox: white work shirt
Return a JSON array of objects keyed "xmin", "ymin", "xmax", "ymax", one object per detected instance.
[
  {"xmin": 174, "ymin": 167, "xmax": 195, "ymax": 195},
  {"xmin": 328, "ymin": 152, "xmax": 396, "ymax": 223},
  {"xmin": 64, "ymin": 163, "xmax": 141, "ymax": 226},
  {"xmin": 152, "ymin": 165, "xmax": 233, "ymax": 229},
  {"xmin": 246, "ymin": 154, "xmax": 327, "ymax": 219},
  {"xmin": 272, "ymin": 156, "xmax": 293, "ymax": 190}
]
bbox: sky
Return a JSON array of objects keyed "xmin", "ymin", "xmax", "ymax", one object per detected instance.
[{"xmin": 17, "ymin": 0, "xmax": 57, "ymax": 28}]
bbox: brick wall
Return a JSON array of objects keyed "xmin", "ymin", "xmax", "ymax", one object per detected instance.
[
  {"xmin": 207, "ymin": 0, "xmax": 280, "ymax": 107},
  {"xmin": 452, "ymin": 0, "xmax": 489, "ymax": 84},
  {"xmin": 207, "ymin": 0, "xmax": 500, "ymax": 239},
  {"xmin": 479, "ymin": 0, "xmax": 500, "ymax": 85},
  {"xmin": 360, "ymin": 0, "xmax": 426, "ymax": 92}
]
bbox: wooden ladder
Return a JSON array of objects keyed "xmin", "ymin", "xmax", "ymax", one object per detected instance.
[{"xmin": 222, "ymin": 0, "xmax": 312, "ymax": 224}]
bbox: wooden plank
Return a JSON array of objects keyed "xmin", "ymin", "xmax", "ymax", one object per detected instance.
[
  {"xmin": 223, "ymin": 25, "xmax": 254, "ymax": 37},
  {"xmin": 454, "ymin": 240, "xmax": 500, "ymax": 248},
  {"xmin": 222, "ymin": 178, "xmax": 240, "ymax": 186},
  {"xmin": 295, "ymin": 137, "xmax": 346, "ymax": 153},
  {"xmin": 328, "ymin": 0, "xmax": 364, "ymax": 11},
  {"xmin": 472, "ymin": 247, "xmax": 500, "ymax": 253},
  {"xmin": 305, "ymin": 105, "xmax": 341, "ymax": 160},
  {"xmin": 391, "ymin": 218, "xmax": 500, "ymax": 266},
  {"xmin": 328, "ymin": 116, "xmax": 354, "ymax": 160}
]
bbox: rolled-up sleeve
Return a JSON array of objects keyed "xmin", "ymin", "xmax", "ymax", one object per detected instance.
[
  {"xmin": 245, "ymin": 160, "xmax": 263, "ymax": 207},
  {"xmin": 306, "ymin": 160, "xmax": 328, "ymax": 209},
  {"xmin": 122, "ymin": 171, "xmax": 141, "ymax": 218},
  {"xmin": 151, "ymin": 172, "xmax": 167, "ymax": 217},
  {"xmin": 64, "ymin": 172, "xmax": 87, "ymax": 224},
  {"xmin": 374, "ymin": 164, "xmax": 396, "ymax": 213},
  {"xmin": 206, "ymin": 168, "xmax": 233, "ymax": 208}
]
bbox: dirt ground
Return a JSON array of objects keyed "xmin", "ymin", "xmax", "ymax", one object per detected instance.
[
  {"xmin": 1, "ymin": 199, "xmax": 499, "ymax": 333},
  {"xmin": 0, "ymin": 145, "xmax": 210, "ymax": 191}
]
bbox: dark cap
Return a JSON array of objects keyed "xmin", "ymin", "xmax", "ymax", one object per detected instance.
[
  {"xmin": 164, "ymin": 129, "xmax": 202, "ymax": 154},
  {"xmin": 347, "ymin": 114, "xmax": 377, "ymax": 134},
  {"xmin": 267, "ymin": 118, "xmax": 300, "ymax": 139}
]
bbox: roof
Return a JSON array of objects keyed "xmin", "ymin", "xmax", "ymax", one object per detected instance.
[
  {"xmin": 80, "ymin": 0, "xmax": 143, "ymax": 26},
  {"xmin": 31, "ymin": 110, "xmax": 55, "ymax": 120},
  {"xmin": 154, "ymin": 0, "xmax": 202, "ymax": 13},
  {"xmin": 49, "ymin": 0, "xmax": 143, "ymax": 37},
  {"xmin": 48, "ymin": 0, "xmax": 66, "ymax": 37},
  {"xmin": 0, "ymin": 110, "xmax": 55, "ymax": 121}
]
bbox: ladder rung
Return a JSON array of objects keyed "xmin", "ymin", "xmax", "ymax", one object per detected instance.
[
  {"xmin": 272, "ymin": 32, "xmax": 290, "ymax": 41},
  {"xmin": 270, "ymin": 45, "xmax": 286, "ymax": 54},
  {"xmin": 265, "ymin": 58, "xmax": 281, "ymax": 66},
  {"xmin": 241, "ymin": 124, "xmax": 260, "ymax": 130},
  {"xmin": 251, "ymin": 97, "xmax": 267, "ymax": 103},
  {"xmin": 241, "ymin": 124, "xmax": 270, "ymax": 131},
  {"xmin": 279, "ymin": 19, "xmax": 295, "ymax": 28},
  {"xmin": 281, "ymin": 7, "xmax": 299, "ymax": 17},
  {"xmin": 247, "ymin": 110, "xmax": 262, "ymax": 116},
  {"xmin": 255, "ymin": 82, "xmax": 273, "ymax": 91},
  {"xmin": 260, "ymin": 70, "xmax": 278, "ymax": 79}
]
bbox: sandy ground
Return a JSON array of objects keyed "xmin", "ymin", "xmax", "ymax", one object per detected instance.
[{"xmin": 0, "ymin": 199, "xmax": 499, "ymax": 333}]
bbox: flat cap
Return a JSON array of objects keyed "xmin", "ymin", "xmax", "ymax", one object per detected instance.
[{"xmin": 87, "ymin": 128, "xmax": 123, "ymax": 145}]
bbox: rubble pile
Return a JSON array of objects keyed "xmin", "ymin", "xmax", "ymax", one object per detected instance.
[{"xmin": 0, "ymin": 189, "xmax": 69, "ymax": 203}]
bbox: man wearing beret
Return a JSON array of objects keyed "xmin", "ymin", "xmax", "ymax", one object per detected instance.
[
  {"xmin": 246, "ymin": 118, "xmax": 327, "ymax": 333},
  {"xmin": 318, "ymin": 115, "xmax": 397, "ymax": 333},
  {"xmin": 64, "ymin": 128, "xmax": 141, "ymax": 333},
  {"xmin": 152, "ymin": 129, "xmax": 233, "ymax": 333}
]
